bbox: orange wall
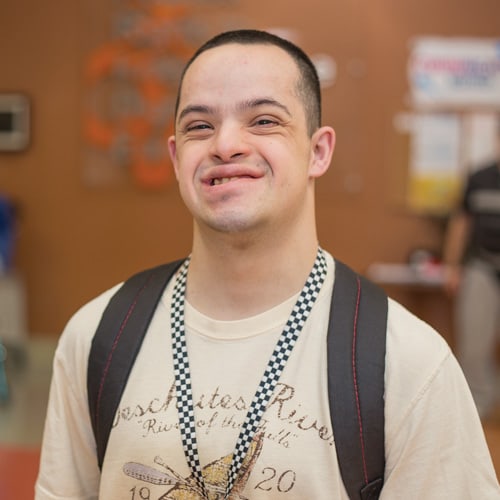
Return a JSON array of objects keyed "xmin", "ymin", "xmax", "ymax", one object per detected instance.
[{"xmin": 0, "ymin": 0, "xmax": 498, "ymax": 336}]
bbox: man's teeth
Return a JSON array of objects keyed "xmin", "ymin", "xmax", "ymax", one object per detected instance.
[{"xmin": 212, "ymin": 177, "xmax": 235, "ymax": 185}]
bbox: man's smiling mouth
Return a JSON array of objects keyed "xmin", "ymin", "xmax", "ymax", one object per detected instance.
[{"xmin": 210, "ymin": 176, "xmax": 251, "ymax": 186}]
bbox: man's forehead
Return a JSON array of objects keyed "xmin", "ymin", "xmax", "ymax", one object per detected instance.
[
  {"xmin": 179, "ymin": 44, "xmax": 299, "ymax": 101},
  {"xmin": 184, "ymin": 42, "xmax": 297, "ymax": 78},
  {"xmin": 197, "ymin": 40, "xmax": 291, "ymax": 57}
]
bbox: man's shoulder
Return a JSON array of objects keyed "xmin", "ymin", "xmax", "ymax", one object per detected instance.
[
  {"xmin": 386, "ymin": 298, "xmax": 450, "ymax": 353},
  {"xmin": 385, "ymin": 297, "xmax": 451, "ymax": 382},
  {"xmin": 58, "ymin": 282, "xmax": 124, "ymax": 351},
  {"xmin": 73, "ymin": 283, "xmax": 123, "ymax": 322},
  {"xmin": 59, "ymin": 259, "xmax": 182, "ymax": 350}
]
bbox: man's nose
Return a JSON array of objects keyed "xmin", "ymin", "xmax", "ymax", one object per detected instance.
[{"xmin": 210, "ymin": 122, "xmax": 250, "ymax": 162}]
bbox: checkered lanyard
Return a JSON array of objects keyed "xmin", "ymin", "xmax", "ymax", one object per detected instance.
[{"xmin": 171, "ymin": 248, "xmax": 327, "ymax": 499}]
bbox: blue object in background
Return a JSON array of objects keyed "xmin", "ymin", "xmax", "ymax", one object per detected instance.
[
  {"xmin": 0, "ymin": 194, "xmax": 15, "ymax": 400},
  {"xmin": 0, "ymin": 195, "xmax": 16, "ymax": 273},
  {"xmin": 0, "ymin": 341, "xmax": 8, "ymax": 402}
]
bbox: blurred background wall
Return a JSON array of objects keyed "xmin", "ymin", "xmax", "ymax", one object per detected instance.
[{"xmin": 0, "ymin": 0, "xmax": 498, "ymax": 338}]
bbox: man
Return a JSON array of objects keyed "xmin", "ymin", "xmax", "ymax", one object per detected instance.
[
  {"xmin": 36, "ymin": 30, "xmax": 500, "ymax": 499},
  {"xmin": 444, "ymin": 142, "xmax": 500, "ymax": 419}
]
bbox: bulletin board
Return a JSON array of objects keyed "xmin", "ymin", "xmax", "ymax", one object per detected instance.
[
  {"xmin": 81, "ymin": 0, "xmax": 244, "ymax": 191},
  {"xmin": 401, "ymin": 37, "xmax": 500, "ymax": 215}
]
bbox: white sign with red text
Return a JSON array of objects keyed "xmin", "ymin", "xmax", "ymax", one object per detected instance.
[{"xmin": 408, "ymin": 37, "xmax": 500, "ymax": 108}]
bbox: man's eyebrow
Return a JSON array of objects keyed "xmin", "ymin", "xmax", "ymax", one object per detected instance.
[
  {"xmin": 239, "ymin": 98, "xmax": 291, "ymax": 117},
  {"xmin": 177, "ymin": 98, "xmax": 292, "ymax": 123},
  {"xmin": 177, "ymin": 104, "xmax": 214, "ymax": 123}
]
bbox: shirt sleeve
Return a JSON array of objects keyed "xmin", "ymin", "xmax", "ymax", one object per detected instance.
[
  {"xmin": 35, "ymin": 287, "xmax": 119, "ymax": 500},
  {"xmin": 381, "ymin": 300, "xmax": 500, "ymax": 499}
]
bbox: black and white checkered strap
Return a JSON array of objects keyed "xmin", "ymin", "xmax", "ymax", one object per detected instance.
[{"xmin": 170, "ymin": 248, "xmax": 327, "ymax": 499}]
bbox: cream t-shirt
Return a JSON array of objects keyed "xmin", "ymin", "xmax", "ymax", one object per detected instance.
[{"xmin": 35, "ymin": 253, "xmax": 500, "ymax": 499}]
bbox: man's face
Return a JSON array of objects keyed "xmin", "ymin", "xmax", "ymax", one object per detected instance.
[{"xmin": 168, "ymin": 43, "xmax": 327, "ymax": 238}]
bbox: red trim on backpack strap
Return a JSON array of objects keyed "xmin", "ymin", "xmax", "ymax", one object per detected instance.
[
  {"xmin": 352, "ymin": 275, "xmax": 369, "ymax": 486},
  {"xmin": 93, "ymin": 275, "xmax": 154, "ymax": 438}
]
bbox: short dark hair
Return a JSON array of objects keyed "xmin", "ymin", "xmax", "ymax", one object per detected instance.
[{"xmin": 174, "ymin": 29, "xmax": 321, "ymax": 135}]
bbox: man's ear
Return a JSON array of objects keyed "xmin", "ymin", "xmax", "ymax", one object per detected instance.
[
  {"xmin": 309, "ymin": 126, "xmax": 335, "ymax": 178},
  {"xmin": 167, "ymin": 135, "xmax": 179, "ymax": 180}
]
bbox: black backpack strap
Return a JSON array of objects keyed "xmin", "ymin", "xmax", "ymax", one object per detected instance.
[
  {"xmin": 328, "ymin": 260, "xmax": 387, "ymax": 500},
  {"xmin": 87, "ymin": 255, "xmax": 388, "ymax": 497},
  {"xmin": 87, "ymin": 259, "xmax": 184, "ymax": 470}
]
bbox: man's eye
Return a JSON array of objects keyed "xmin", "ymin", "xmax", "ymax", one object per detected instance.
[
  {"xmin": 255, "ymin": 118, "xmax": 278, "ymax": 126},
  {"xmin": 186, "ymin": 123, "xmax": 212, "ymax": 132}
]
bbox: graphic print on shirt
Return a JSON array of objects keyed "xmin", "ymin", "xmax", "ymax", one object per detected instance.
[
  {"xmin": 114, "ymin": 381, "xmax": 334, "ymax": 444},
  {"xmin": 114, "ymin": 380, "xmax": 334, "ymax": 498},
  {"xmin": 123, "ymin": 432, "xmax": 263, "ymax": 499}
]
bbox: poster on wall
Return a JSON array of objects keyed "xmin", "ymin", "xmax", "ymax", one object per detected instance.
[
  {"xmin": 408, "ymin": 37, "xmax": 500, "ymax": 109},
  {"xmin": 82, "ymin": 0, "xmax": 244, "ymax": 191},
  {"xmin": 407, "ymin": 113, "xmax": 462, "ymax": 214},
  {"xmin": 462, "ymin": 112, "xmax": 499, "ymax": 172}
]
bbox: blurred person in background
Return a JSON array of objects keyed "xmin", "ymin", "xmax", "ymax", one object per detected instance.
[{"xmin": 444, "ymin": 121, "xmax": 500, "ymax": 419}]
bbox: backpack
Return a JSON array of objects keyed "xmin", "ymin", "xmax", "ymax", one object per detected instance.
[{"xmin": 87, "ymin": 258, "xmax": 387, "ymax": 500}]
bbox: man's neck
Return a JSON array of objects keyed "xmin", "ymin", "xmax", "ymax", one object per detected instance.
[{"xmin": 185, "ymin": 233, "xmax": 319, "ymax": 321}]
